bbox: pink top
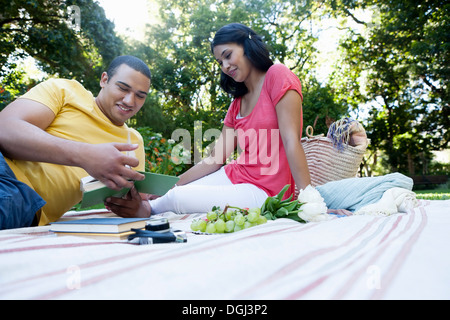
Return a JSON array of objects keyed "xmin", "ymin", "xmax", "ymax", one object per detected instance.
[{"xmin": 223, "ymin": 64, "xmax": 303, "ymax": 199}]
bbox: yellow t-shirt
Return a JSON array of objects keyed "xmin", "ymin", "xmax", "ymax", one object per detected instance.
[{"xmin": 6, "ymin": 78, "xmax": 145, "ymax": 225}]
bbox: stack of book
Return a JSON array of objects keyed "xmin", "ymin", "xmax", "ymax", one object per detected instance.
[{"xmin": 50, "ymin": 217, "xmax": 149, "ymax": 240}]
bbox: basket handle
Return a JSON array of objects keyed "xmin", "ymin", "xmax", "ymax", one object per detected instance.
[{"xmin": 306, "ymin": 125, "xmax": 324, "ymax": 138}]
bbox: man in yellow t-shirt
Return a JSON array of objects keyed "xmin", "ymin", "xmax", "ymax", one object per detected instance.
[{"xmin": 0, "ymin": 55, "xmax": 152, "ymax": 229}]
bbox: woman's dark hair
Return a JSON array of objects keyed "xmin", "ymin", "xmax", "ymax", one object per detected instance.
[{"xmin": 211, "ymin": 23, "xmax": 273, "ymax": 97}]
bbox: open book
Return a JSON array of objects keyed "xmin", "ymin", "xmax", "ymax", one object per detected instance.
[{"xmin": 80, "ymin": 171, "xmax": 179, "ymax": 208}]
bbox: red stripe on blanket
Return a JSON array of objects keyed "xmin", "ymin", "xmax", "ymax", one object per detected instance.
[
  {"xmin": 378, "ymin": 215, "xmax": 403, "ymax": 245},
  {"xmin": 0, "ymin": 241, "xmax": 129, "ymax": 255},
  {"xmin": 0, "ymin": 235, "xmax": 33, "ymax": 242},
  {"xmin": 0, "ymin": 250, "xmax": 154, "ymax": 293},
  {"xmin": 370, "ymin": 207, "xmax": 427, "ymax": 300},
  {"xmin": 0, "ymin": 232, "xmax": 53, "ymax": 243},
  {"xmin": 328, "ymin": 208, "xmax": 425, "ymax": 299},
  {"xmin": 237, "ymin": 217, "xmax": 382, "ymax": 298},
  {"xmin": 31, "ymin": 223, "xmax": 311, "ymax": 299},
  {"xmin": 284, "ymin": 215, "xmax": 404, "ymax": 299}
]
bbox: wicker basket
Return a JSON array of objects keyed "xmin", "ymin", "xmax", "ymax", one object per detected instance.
[{"xmin": 300, "ymin": 119, "xmax": 368, "ymax": 188}]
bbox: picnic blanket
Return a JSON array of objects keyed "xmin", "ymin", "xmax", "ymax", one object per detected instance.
[{"xmin": 1, "ymin": 197, "xmax": 449, "ymax": 300}]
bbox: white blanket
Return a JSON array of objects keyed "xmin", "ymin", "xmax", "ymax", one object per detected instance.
[
  {"xmin": 355, "ymin": 187, "xmax": 419, "ymax": 216},
  {"xmin": 1, "ymin": 199, "xmax": 449, "ymax": 300}
]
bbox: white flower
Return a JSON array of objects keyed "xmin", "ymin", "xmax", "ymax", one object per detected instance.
[
  {"xmin": 298, "ymin": 202, "xmax": 329, "ymax": 222},
  {"xmin": 297, "ymin": 185, "xmax": 331, "ymax": 222},
  {"xmin": 298, "ymin": 185, "xmax": 324, "ymax": 203},
  {"xmin": 167, "ymin": 139, "xmax": 175, "ymax": 144}
]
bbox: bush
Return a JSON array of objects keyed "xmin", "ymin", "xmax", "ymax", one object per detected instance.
[{"xmin": 136, "ymin": 127, "xmax": 190, "ymax": 176}]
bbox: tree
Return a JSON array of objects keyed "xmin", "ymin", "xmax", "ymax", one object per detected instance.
[
  {"xmin": 328, "ymin": 0, "xmax": 449, "ymax": 175},
  {"xmin": 0, "ymin": 0, "xmax": 123, "ymax": 109},
  {"xmin": 128, "ymin": 0, "xmax": 346, "ymax": 141},
  {"xmin": 302, "ymin": 77, "xmax": 347, "ymax": 135}
]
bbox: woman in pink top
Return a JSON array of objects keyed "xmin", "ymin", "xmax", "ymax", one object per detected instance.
[{"xmin": 109, "ymin": 23, "xmax": 311, "ymax": 217}]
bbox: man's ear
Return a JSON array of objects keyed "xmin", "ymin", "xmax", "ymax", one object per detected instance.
[{"xmin": 99, "ymin": 72, "xmax": 109, "ymax": 87}]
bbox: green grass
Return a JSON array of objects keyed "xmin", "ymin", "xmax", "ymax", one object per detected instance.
[{"xmin": 415, "ymin": 188, "xmax": 450, "ymax": 200}]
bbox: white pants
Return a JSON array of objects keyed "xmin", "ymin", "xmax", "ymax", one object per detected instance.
[{"xmin": 149, "ymin": 167, "xmax": 269, "ymax": 214}]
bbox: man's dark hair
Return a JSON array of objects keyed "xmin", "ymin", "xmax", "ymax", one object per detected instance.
[{"xmin": 106, "ymin": 55, "xmax": 151, "ymax": 81}]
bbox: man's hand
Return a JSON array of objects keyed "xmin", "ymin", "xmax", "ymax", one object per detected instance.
[
  {"xmin": 104, "ymin": 186, "xmax": 151, "ymax": 218},
  {"xmin": 79, "ymin": 143, "xmax": 145, "ymax": 190}
]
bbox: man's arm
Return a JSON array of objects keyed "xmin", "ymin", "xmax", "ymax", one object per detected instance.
[{"xmin": 0, "ymin": 98, "xmax": 144, "ymax": 190}]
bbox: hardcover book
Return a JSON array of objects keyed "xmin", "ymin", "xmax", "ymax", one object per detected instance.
[
  {"xmin": 50, "ymin": 217, "xmax": 149, "ymax": 233},
  {"xmin": 79, "ymin": 171, "xmax": 179, "ymax": 208},
  {"xmin": 54, "ymin": 230, "xmax": 136, "ymax": 240}
]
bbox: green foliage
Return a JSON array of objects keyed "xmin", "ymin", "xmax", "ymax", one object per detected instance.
[
  {"xmin": 302, "ymin": 77, "xmax": 348, "ymax": 135},
  {"xmin": 0, "ymin": 0, "xmax": 122, "ymax": 104},
  {"xmin": 260, "ymin": 185, "xmax": 305, "ymax": 223},
  {"xmin": 136, "ymin": 127, "xmax": 190, "ymax": 175},
  {"xmin": 328, "ymin": 0, "xmax": 449, "ymax": 175},
  {"xmin": 0, "ymin": 66, "xmax": 31, "ymax": 109}
]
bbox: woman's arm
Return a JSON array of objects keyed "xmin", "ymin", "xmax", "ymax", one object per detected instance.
[
  {"xmin": 176, "ymin": 125, "xmax": 237, "ymax": 186},
  {"xmin": 275, "ymin": 90, "xmax": 311, "ymax": 190}
]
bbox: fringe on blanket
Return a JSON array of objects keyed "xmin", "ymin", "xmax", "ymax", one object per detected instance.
[{"xmin": 354, "ymin": 187, "xmax": 419, "ymax": 216}]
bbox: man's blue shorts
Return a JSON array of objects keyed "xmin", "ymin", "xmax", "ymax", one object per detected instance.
[{"xmin": 0, "ymin": 151, "xmax": 46, "ymax": 230}]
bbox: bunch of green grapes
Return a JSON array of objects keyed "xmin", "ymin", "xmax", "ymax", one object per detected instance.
[{"xmin": 190, "ymin": 205, "xmax": 267, "ymax": 234}]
